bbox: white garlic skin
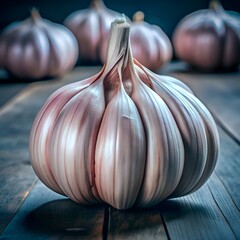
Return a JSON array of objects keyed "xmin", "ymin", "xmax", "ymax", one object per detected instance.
[
  {"xmin": 29, "ymin": 19, "xmax": 219, "ymax": 210},
  {"xmin": 64, "ymin": 0, "xmax": 121, "ymax": 62},
  {"xmin": 0, "ymin": 11, "xmax": 78, "ymax": 79}
]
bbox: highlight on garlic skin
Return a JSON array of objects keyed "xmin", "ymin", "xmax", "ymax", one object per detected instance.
[
  {"xmin": 173, "ymin": 0, "xmax": 240, "ymax": 71},
  {"xmin": 29, "ymin": 17, "xmax": 219, "ymax": 210},
  {"xmin": 101, "ymin": 11, "xmax": 172, "ymax": 71},
  {"xmin": 0, "ymin": 8, "xmax": 78, "ymax": 79},
  {"xmin": 64, "ymin": 0, "xmax": 121, "ymax": 63}
]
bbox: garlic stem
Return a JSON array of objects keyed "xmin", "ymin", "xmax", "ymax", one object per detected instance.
[
  {"xmin": 91, "ymin": 0, "xmax": 105, "ymax": 9},
  {"xmin": 132, "ymin": 11, "xmax": 145, "ymax": 22},
  {"xmin": 209, "ymin": 0, "xmax": 223, "ymax": 11},
  {"xmin": 105, "ymin": 16, "xmax": 132, "ymax": 68},
  {"xmin": 30, "ymin": 7, "xmax": 41, "ymax": 22}
]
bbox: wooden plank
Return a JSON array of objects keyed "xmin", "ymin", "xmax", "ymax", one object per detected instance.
[
  {"xmin": 161, "ymin": 185, "xmax": 236, "ymax": 240},
  {"xmin": 108, "ymin": 207, "xmax": 168, "ymax": 239},
  {"xmin": 207, "ymin": 174, "xmax": 240, "ymax": 238},
  {"xmin": 0, "ymin": 84, "xmax": 28, "ymax": 107},
  {"xmin": 214, "ymin": 128, "xmax": 240, "ymax": 211},
  {"xmin": 1, "ymin": 65, "xmax": 240, "ymax": 239},
  {"xmin": 1, "ymin": 181, "xmax": 106, "ymax": 240},
  {"xmin": 0, "ymin": 67, "xmax": 100, "ymax": 234}
]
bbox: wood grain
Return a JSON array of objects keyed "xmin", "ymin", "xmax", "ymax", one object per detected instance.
[
  {"xmin": 160, "ymin": 186, "xmax": 236, "ymax": 240},
  {"xmin": 0, "ymin": 65, "xmax": 239, "ymax": 239},
  {"xmin": 0, "ymin": 181, "xmax": 106, "ymax": 239},
  {"xmin": 0, "ymin": 84, "xmax": 28, "ymax": 107},
  {"xmin": 207, "ymin": 175, "xmax": 240, "ymax": 238},
  {"xmin": 108, "ymin": 207, "xmax": 168, "ymax": 239},
  {"xmin": 214, "ymin": 128, "xmax": 240, "ymax": 211}
]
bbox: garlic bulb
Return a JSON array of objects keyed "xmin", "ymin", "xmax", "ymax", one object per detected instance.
[
  {"xmin": 30, "ymin": 17, "xmax": 219, "ymax": 210},
  {"xmin": 173, "ymin": 0, "xmax": 240, "ymax": 71},
  {"xmin": 64, "ymin": 0, "xmax": 121, "ymax": 63},
  {"xmin": 0, "ymin": 9, "xmax": 78, "ymax": 79},
  {"xmin": 101, "ymin": 11, "xmax": 172, "ymax": 71}
]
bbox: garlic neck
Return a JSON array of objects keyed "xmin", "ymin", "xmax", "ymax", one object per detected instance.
[
  {"xmin": 91, "ymin": 0, "xmax": 106, "ymax": 9},
  {"xmin": 209, "ymin": 0, "xmax": 223, "ymax": 12},
  {"xmin": 105, "ymin": 16, "xmax": 134, "ymax": 71},
  {"xmin": 133, "ymin": 11, "xmax": 145, "ymax": 22},
  {"xmin": 102, "ymin": 17, "xmax": 136, "ymax": 100},
  {"xmin": 30, "ymin": 8, "xmax": 41, "ymax": 22}
]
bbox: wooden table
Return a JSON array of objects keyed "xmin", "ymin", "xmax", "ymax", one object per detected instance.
[{"xmin": 0, "ymin": 63, "xmax": 239, "ymax": 239}]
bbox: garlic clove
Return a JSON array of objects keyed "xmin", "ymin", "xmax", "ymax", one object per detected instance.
[
  {"xmin": 134, "ymin": 59, "xmax": 193, "ymax": 93},
  {"xmin": 95, "ymin": 84, "xmax": 146, "ymax": 209},
  {"xmin": 174, "ymin": 87, "xmax": 219, "ymax": 194},
  {"xmin": 150, "ymin": 79, "xmax": 208, "ymax": 197},
  {"xmin": 50, "ymin": 80, "xmax": 105, "ymax": 203},
  {"xmin": 29, "ymin": 73, "xmax": 100, "ymax": 195},
  {"xmin": 146, "ymin": 69, "xmax": 218, "ymax": 196},
  {"xmin": 131, "ymin": 79, "xmax": 184, "ymax": 207}
]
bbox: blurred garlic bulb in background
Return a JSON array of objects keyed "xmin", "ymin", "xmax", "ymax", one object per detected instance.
[
  {"xmin": 0, "ymin": 8, "xmax": 78, "ymax": 79},
  {"xmin": 173, "ymin": 0, "xmax": 240, "ymax": 71},
  {"xmin": 64, "ymin": 0, "xmax": 121, "ymax": 63},
  {"xmin": 30, "ymin": 17, "xmax": 219, "ymax": 210},
  {"xmin": 130, "ymin": 11, "xmax": 172, "ymax": 71}
]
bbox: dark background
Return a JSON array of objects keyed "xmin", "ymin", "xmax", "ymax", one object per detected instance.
[{"xmin": 0, "ymin": 0, "xmax": 239, "ymax": 39}]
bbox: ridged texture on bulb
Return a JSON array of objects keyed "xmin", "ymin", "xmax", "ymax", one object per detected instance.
[
  {"xmin": 64, "ymin": 0, "xmax": 121, "ymax": 62},
  {"xmin": 50, "ymin": 80, "xmax": 105, "ymax": 203},
  {"xmin": 173, "ymin": 1, "xmax": 240, "ymax": 71},
  {"xmin": 29, "ymin": 73, "xmax": 99, "ymax": 194},
  {"xmin": 30, "ymin": 18, "xmax": 219, "ymax": 210},
  {"xmin": 131, "ymin": 80, "xmax": 184, "ymax": 207},
  {"xmin": 0, "ymin": 10, "xmax": 78, "ymax": 79},
  {"xmin": 95, "ymin": 85, "xmax": 146, "ymax": 209},
  {"xmin": 144, "ymin": 68, "xmax": 218, "ymax": 196}
]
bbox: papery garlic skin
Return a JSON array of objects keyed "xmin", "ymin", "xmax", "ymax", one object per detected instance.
[
  {"xmin": 136, "ymin": 64, "xmax": 219, "ymax": 197},
  {"xmin": 30, "ymin": 18, "xmax": 219, "ymax": 210},
  {"xmin": 173, "ymin": 0, "xmax": 240, "ymax": 71},
  {"xmin": 0, "ymin": 9, "xmax": 78, "ymax": 79},
  {"xmin": 64, "ymin": 0, "xmax": 121, "ymax": 63},
  {"xmin": 95, "ymin": 85, "xmax": 146, "ymax": 209},
  {"xmin": 131, "ymin": 79, "xmax": 184, "ymax": 207}
]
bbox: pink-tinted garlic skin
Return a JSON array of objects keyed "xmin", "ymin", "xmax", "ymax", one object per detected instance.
[
  {"xmin": 29, "ymin": 19, "xmax": 219, "ymax": 210},
  {"xmin": 130, "ymin": 22, "xmax": 172, "ymax": 71},
  {"xmin": 0, "ymin": 10, "xmax": 78, "ymax": 79},
  {"xmin": 173, "ymin": 1, "xmax": 240, "ymax": 71},
  {"xmin": 64, "ymin": 0, "xmax": 121, "ymax": 63}
]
